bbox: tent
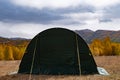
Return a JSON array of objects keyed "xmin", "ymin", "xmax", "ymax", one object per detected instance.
[{"xmin": 18, "ymin": 28, "xmax": 98, "ymax": 75}]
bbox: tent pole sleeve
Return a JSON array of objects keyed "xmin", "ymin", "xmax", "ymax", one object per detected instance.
[
  {"xmin": 75, "ymin": 34, "xmax": 81, "ymax": 75},
  {"xmin": 29, "ymin": 37, "xmax": 38, "ymax": 80}
]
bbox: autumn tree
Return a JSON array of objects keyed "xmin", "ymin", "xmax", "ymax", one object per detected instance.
[
  {"xmin": 90, "ymin": 37, "xmax": 120, "ymax": 56},
  {"xmin": 102, "ymin": 37, "xmax": 112, "ymax": 55},
  {"xmin": 12, "ymin": 46, "xmax": 20, "ymax": 60},
  {"xmin": 90, "ymin": 39, "xmax": 104, "ymax": 56},
  {"xmin": 0, "ymin": 45, "xmax": 4, "ymax": 60},
  {"xmin": 111, "ymin": 43, "xmax": 120, "ymax": 55},
  {"xmin": 4, "ymin": 46, "xmax": 14, "ymax": 60}
]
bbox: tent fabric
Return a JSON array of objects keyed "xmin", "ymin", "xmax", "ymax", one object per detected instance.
[{"xmin": 18, "ymin": 28, "xmax": 98, "ymax": 75}]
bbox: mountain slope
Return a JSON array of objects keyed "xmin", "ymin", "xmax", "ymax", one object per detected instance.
[
  {"xmin": 0, "ymin": 37, "xmax": 30, "ymax": 46},
  {"xmin": 75, "ymin": 29, "xmax": 120, "ymax": 43},
  {"xmin": 0, "ymin": 29, "xmax": 120, "ymax": 44},
  {"xmin": 75, "ymin": 29, "xmax": 94, "ymax": 43}
]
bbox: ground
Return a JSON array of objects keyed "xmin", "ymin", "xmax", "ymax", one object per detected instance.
[{"xmin": 0, "ymin": 56, "xmax": 120, "ymax": 80}]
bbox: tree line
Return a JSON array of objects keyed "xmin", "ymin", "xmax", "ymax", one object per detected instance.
[
  {"xmin": 89, "ymin": 37, "xmax": 120, "ymax": 56},
  {"xmin": 0, "ymin": 41, "xmax": 28, "ymax": 60},
  {"xmin": 0, "ymin": 37, "xmax": 120, "ymax": 60}
]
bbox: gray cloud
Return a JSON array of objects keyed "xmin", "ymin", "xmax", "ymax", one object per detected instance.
[
  {"xmin": 99, "ymin": 18, "xmax": 112, "ymax": 23},
  {"xmin": 97, "ymin": 4, "xmax": 120, "ymax": 23},
  {"xmin": 52, "ymin": 5, "xmax": 95, "ymax": 14},
  {"xmin": 0, "ymin": 0, "xmax": 95, "ymax": 25},
  {"xmin": 103, "ymin": 4, "xmax": 120, "ymax": 20},
  {"xmin": 0, "ymin": 0, "xmax": 64, "ymax": 24}
]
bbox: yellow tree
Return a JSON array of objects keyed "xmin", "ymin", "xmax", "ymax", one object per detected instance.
[
  {"xmin": 4, "ymin": 46, "xmax": 14, "ymax": 60},
  {"xmin": 102, "ymin": 37, "xmax": 112, "ymax": 55},
  {"xmin": 12, "ymin": 46, "xmax": 26, "ymax": 60},
  {"xmin": 18, "ymin": 46, "xmax": 26, "ymax": 59},
  {"xmin": 0, "ymin": 45, "xmax": 4, "ymax": 60},
  {"xmin": 111, "ymin": 43, "xmax": 120, "ymax": 55},
  {"xmin": 12, "ymin": 46, "xmax": 20, "ymax": 60},
  {"xmin": 90, "ymin": 39, "xmax": 104, "ymax": 55}
]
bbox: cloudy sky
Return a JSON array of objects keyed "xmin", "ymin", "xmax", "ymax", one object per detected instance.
[{"xmin": 0, "ymin": 0, "xmax": 120, "ymax": 38}]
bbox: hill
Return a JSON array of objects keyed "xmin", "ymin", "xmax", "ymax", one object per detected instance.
[
  {"xmin": 0, "ymin": 29, "xmax": 120, "ymax": 44},
  {"xmin": 0, "ymin": 37, "xmax": 10, "ymax": 43},
  {"xmin": 0, "ymin": 29, "xmax": 120, "ymax": 60},
  {"xmin": 0, "ymin": 37, "xmax": 30, "ymax": 46},
  {"xmin": 75, "ymin": 29, "xmax": 120, "ymax": 43}
]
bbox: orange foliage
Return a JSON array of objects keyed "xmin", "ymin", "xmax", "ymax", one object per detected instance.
[
  {"xmin": 0, "ymin": 41, "xmax": 28, "ymax": 60},
  {"xmin": 89, "ymin": 37, "xmax": 120, "ymax": 56},
  {"xmin": 0, "ymin": 37, "xmax": 120, "ymax": 60}
]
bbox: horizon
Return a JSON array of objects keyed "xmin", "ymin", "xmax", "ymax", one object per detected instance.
[
  {"xmin": 0, "ymin": 28, "xmax": 120, "ymax": 39},
  {"xmin": 0, "ymin": 0, "xmax": 120, "ymax": 38}
]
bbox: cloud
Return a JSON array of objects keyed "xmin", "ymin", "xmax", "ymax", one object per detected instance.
[
  {"xmin": 0, "ymin": 0, "xmax": 95, "ymax": 25},
  {"xmin": 104, "ymin": 4, "xmax": 120, "ymax": 19},
  {"xmin": 11, "ymin": 0, "xmax": 83, "ymax": 9},
  {"xmin": 11, "ymin": 0, "xmax": 120, "ymax": 9},
  {"xmin": 83, "ymin": 0, "xmax": 120, "ymax": 8},
  {"xmin": 0, "ymin": 18, "xmax": 120, "ymax": 38},
  {"xmin": 99, "ymin": 18, "xmax": 112, "ymax": 23},
  {"xmin": 97, "ymin": 3, "xmax": 120, "ymax": 23},
  {"xmin": 64, "ymin": 12, "xmax": 102, "ymax": 25},
  {"xmin": 0, "ymin": 0, "xmax": 118, "ymax": 25},
  {"xmin": 0, "ymin": 0, "xmax": 120, "ymax": 38},
  {"xmin": 2, "ymin": 0, "xmax": 119, "ymax": 26},
  {"xmin": 0, "ymin": 1, "xmax": 64, "ymax": 24},
  {"xmin": 0, "ymin": 21, "xmax": 83, "ymax": 38},
  {"xmin": 0, "ymin": 22, "xmax": 48, "ymax": 38}
]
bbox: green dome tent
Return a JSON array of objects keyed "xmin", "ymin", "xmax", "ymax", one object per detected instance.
[{"xmin": 18, "ymin": 28, "xmax": 98, "ymax": 75}]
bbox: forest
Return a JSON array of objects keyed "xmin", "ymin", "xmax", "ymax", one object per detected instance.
[
  {"xmin": 90, "ymin": 37, "xmax": 120, "ymax": 56},
  {"xmin": 0, "ymin": 37, "xmax": 120, "ymax": 60},
  {"xmin": 0, "ymin": 40, "xmax": 29, "ymax": 60}
]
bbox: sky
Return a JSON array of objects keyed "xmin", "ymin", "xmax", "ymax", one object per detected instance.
[{"xmin": 0, "ymin": 0, "xmax": 120, "ymax": 38}]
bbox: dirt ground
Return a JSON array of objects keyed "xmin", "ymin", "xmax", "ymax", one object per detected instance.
[{"xmin": 0, "ymin": 56, "xmax": 120, "ymax": 80}]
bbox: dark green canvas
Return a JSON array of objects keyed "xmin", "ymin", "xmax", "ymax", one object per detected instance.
[{"xmin": 18, "ymin": 28, "xmax": 98, "ymax": 75}]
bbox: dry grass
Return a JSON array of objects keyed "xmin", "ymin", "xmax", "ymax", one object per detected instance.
[
  {"xmin": 0, "ymin": 60, "xmax": 20, "ymax": 76},
  {"xmin": 0, "ymin": 56, "xmax": 120, "ymax": 80}
]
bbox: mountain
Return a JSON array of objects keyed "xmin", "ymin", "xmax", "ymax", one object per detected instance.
[
  {"xmin": 0, "ymin": 29, "xmax": 120, "ymax": 44},
  {"xmin": 75, "ymin": 29, "xmax": 120, "ymax": 43},
  {"xmin": 0, "ymin": 37, "xmax": 10, "ymax": 43},
  {"xmin": 75, "ymin": 29, "xmax": 94, "ymax": 43},
  {"xmin": 0, "ymin": 36, "xmax": 30, "ymax": 46}
]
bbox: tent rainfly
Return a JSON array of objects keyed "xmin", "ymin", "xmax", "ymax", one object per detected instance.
[{"xmin": 18, "ymin": 28, "xmax": 99, "ymax": 75}]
